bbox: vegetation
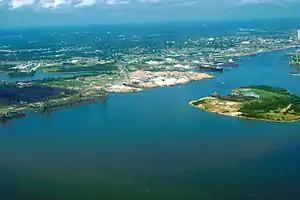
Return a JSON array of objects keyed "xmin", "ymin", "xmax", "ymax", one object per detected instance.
[
  {"xmin": 44, "ymin": 64, "xmax": 118, "ymax": 73},
  {"xmin": 191, "ymin": 99, "xmax": 206, "ymax": 106},
  {"xmin": 0, "ymin": 64, "xmax": 16, "ymax": 71},
  {"xmin": 238, "ymin": 85, "xmax": 300, "ymax": 119},
  {"xmin": 242, "ymin": 85, "xmax": 289, "ymax": 95},
  {"xmin": 191, "ymin": 85, "xmax": 300, "ymax": 122}
]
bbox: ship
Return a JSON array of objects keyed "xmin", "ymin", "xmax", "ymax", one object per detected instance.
[
  {"xmin": 290, "ymin": 72, "xmax": 300, "ymax": 76},
  {"xmin": 221, "ymin": 59, "xmax": 239, "ymax": 67},
  {"xmin": 198, "ymin": 65, "xmax": 223, "ymax": 72}
]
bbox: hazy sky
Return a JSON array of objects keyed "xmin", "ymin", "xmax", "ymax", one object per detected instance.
[{"xmin": 0, "ymin": 0, "xmax": 299, "ymax": 27}]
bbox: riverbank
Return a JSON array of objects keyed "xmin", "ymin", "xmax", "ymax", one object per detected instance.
[
  {"xmin": 2, "ymin": 30, "xmax": 300, "ymax": 200},
  {"xmin": 189, "ymin": 99, "xmax": 299, "ymax": 123},
  {"xmin": 106, "ymin": 71, "xmax": 214, "ymax": 93},
  {"xmin": 0, "ymin": 45, "xmax": 297, "ymax": 121},
  {"xmin": 0, "ymin": 94, "xmax": 107, "ymax": 121},
  {"xmin": 189, "ymin": 86, "xmax": 300, "ymax": 123},
  {"xmin": 0, "ymin": 70, "xmax": 212, "ymax": 119},
  {"xmin": 0, "ymin": 82, "xmax": 107, "ymax": 121}
]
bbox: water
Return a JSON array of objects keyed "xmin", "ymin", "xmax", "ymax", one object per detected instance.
[
  {"xmin": 0, "ymin": 84, "xmax": 73, "ymax": 105},
  {"xmin": 0, "ymin": 69, "xmax": 88, "ymax": 82},
  {"xmin": 0, "ymin": 49, "xmax": 300, "ymax": 200}
]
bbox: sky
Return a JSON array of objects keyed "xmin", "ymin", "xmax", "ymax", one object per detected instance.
[{"xmin": 0, "ymin": 0, "xmax": 300, "ymax": 27}]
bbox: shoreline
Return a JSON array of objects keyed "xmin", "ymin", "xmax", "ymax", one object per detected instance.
[
  {"xmin": 189, "ymin": 98, "xmax": 300, "ymax": 123},
  {"xmin": 0, "ymin": 46, "xmax": 296, "ymax": 122},
  {"xmin": 0, "ymin": 90, "xmax": 107, "ymax": 121},
  {"xmin": 106, "ymin": 71, "xmax": 214, "ymax": 93},
  {"xmin": 111, "ymin": 45, "xmax": 297, "ymax": 94}
]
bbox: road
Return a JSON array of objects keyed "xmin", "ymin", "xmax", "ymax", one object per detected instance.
[{"xmin": 118, "ymin": 64, "xmax": 130, "ymax": 81}]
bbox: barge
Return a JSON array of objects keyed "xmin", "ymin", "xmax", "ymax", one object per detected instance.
[{"xmin": 198, "ymin": 66, "xmax": 223, "ymax": 72}]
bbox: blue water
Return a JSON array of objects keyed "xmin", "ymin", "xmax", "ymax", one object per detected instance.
[{"xmin": 0, "ymin": 49, "xmax": 300, "ymax": 200}]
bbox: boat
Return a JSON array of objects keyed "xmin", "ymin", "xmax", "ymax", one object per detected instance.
[
  {"xmin": 199, "ymin": 66, "xmax": 223, "ymax": 72},
  {"xmin": 221, "ymin": 59, "xmax": 240, "ymax": 67},
  {"xmin": 290, "ymin": 72, "xmax": 300, "ymax": 76}
]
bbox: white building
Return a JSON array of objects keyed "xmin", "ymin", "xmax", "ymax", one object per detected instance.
[{"xmin": 298, "ymin": 30, "xmax": 300, "ymax": 41}]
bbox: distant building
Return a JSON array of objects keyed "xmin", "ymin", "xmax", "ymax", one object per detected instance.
[
  {"xmin": 241, "ymin": 41, "xmax": 250, "ymax": 45},
  {"xmin": 298, "ymin": 30, "xmax": 300, "ymax": 41}
]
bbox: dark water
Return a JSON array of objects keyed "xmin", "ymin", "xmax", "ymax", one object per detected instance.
[
  {"xmin": 0, "ymin": 84, "xmax": 73, "ymax": 105},
  {"xmin": 1, "ymin": 49, "xmax": 300, "ymax": 200},
  {"xmin": 0, "ymin": 69, "xmax": 84, "ymax": 82}
]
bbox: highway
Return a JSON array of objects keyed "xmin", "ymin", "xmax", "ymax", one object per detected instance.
[{"xmin": 118, "ymin": 64, "xmax": 130, "ymax": 81}]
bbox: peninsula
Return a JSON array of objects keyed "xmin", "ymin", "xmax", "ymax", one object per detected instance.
[
  {"xmin": 0, "ymin": 71, "xmax": 213, "ymax": 121},
  {"xmin": 190, "ymin": 85, "xmax": 300, "ymax": 122},
  {"xmin": 1, "ymin": 26, "xmax": 299, "ymax": 121}
]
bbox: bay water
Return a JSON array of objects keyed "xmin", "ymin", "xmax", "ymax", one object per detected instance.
[{"xmin": 0, "ymin": 49, "xmax": 300, "ymax": 200}]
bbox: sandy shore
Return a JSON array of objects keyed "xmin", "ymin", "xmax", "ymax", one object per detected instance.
[
  {"xmin": 107, "ymin": 71, "xmax": 214, "ymax": 93},
  {"xmin": 189, "ymin": 98, "xmax": 300, "ymax": 123}
]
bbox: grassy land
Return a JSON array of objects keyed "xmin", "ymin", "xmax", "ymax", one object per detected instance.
[
  {"xmin": 43, "ymin": 64, "xmax": 118, "ymax": 73},
  {"xmin": 190, "ymin": 85, "xmax": 300, "ymax": 122}
]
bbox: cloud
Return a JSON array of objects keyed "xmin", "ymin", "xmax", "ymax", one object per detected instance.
[
  {"xmin": 239, "ymin": 0, "xmax": 271, "ymax": 4},
  {"xmin": 2, "ymin": 0, "xmax": 299, "ymax": 10},
  {"xmin": 39, "ymin": 0, "xmax": 71, "ymax": 8},
  {"xmin": 0, "ymin": 0, "xmax": 224, "ymax": 9},
  {"xmin": 104, "ymin": 0, "xmax": 130, "ymax": 5},
  {"xmin": 73, "ymin": 0, "xmax": 96, "ymax": 7},
  {"xmin": 1, "ymin": 0, "xmax": 300, "ymax": 28},
  {"xmin": 238, "ymin": 0, "xmax": 300, "ymax": 5},
  {"xmin": 10, "ymin": 0, "xmax": 36, "ymax": 9}
]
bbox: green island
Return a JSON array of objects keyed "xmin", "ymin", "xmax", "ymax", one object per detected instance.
[{"xmin": 190, "ymin": 85, "xmax": 300, "ymax": 122}]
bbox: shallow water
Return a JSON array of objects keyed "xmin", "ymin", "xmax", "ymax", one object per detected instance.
[{"xmin": 0, "ymin": 49, "xmax": 300, "ymax": 200}]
